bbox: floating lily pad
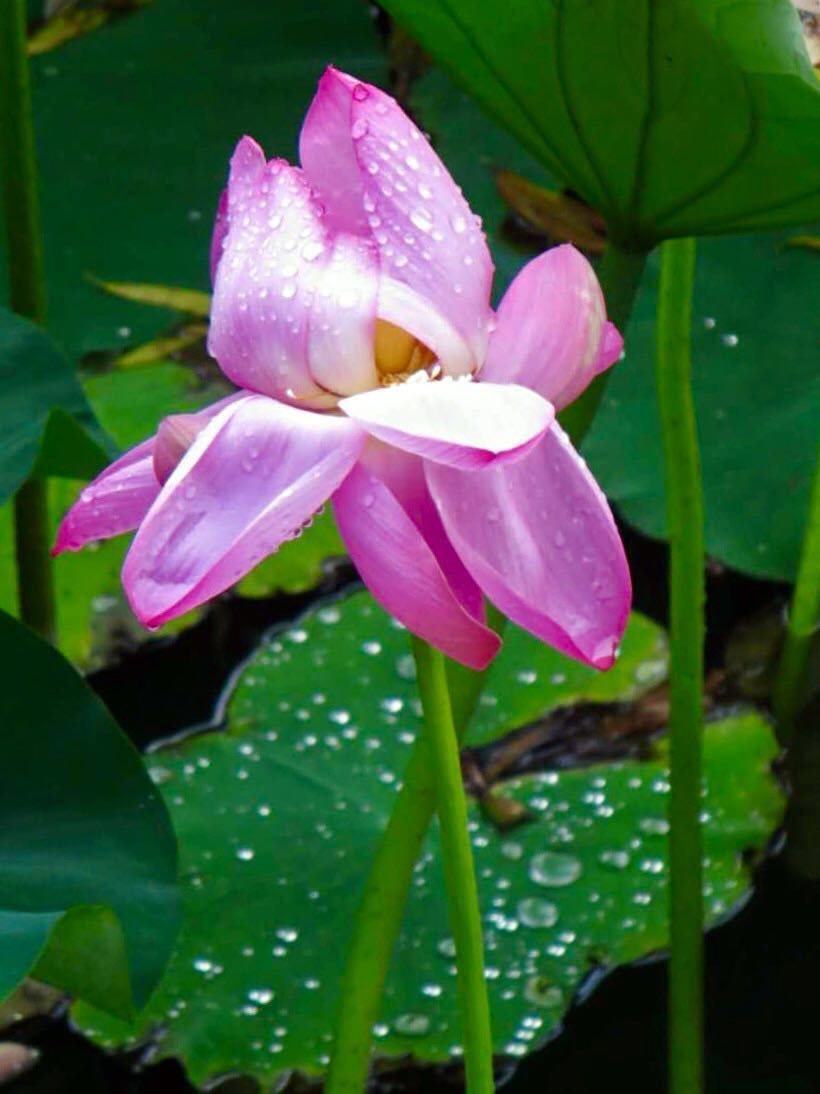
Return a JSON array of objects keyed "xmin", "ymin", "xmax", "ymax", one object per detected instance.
[
  {"xmin": 411, "ymin": 69, "xmax": 820, "ymax": 582},
  {"xmin": 76, "ymin": 592, "xmax": 782, "ymax": 1086}
]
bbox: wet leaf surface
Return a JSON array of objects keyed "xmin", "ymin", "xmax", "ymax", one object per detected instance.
[{"xmin": 75, "ymin": 592, "xmax": 782, "ymax": 1087}]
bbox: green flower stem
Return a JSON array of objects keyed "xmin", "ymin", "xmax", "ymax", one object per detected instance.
[
  {"xmin": 772, "ymin": 444, "xmax": 820, "ymax": 738},
  {"xmin": 325, "ymin": 735, "xmax": 437, "ymax": 1093},
  {"xmin": 445, "ymin": 602, "xmax": 505, "ymax": 731},
  {"xmin": 326, "ymin": 614, "xmax": 502, "ymax": 1093},
  {"xmin": 411, "ymin": 636, "xmax": 494, "ymax": 1093},
  {"xmin": 559, "ymin": 240, "xmax": 649, "ymax": 444},
  {"xmin": 13, "ymin": 478, "xmax": 57, "ymax": 642},
  {"xmin": 0, "ymin": 0, "xmax": 56, "ymax": 642},
  {"xmin": 656, "ymin": 237, "xmax": 704, "ymax": 1094}
]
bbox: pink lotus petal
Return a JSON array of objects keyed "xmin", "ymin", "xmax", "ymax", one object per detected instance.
[
  {"xmin": 339, "ymin": 380, "xmax": 553, "ymax": 469},
  {"xmin": 298, "ymin": 68, "xmax": 371, "ymax": 237},
  {"xmin": 300, "ymin": 68, "xmax": 494, "ymax": 372},
  {"xmin": 123, "ymin": 395, "xmax": 366, "ymax": 626},
  {"xmin": 207, "ymin": 138, "xmax": 337, "ymax": 407},
  {"xmin": 307, "ymin": 231, "xmax": 379, "ymax": 396},
  {"xmin": 594, "ymin": 321, "xmax": 624, "ymax": 374},
  {"xmin": 365, "ymin": 443, "xmax": 484, "ymax": 621},
  {"xmin": 53, "ymin": 439, "xmax": 158, "ymax": 554},
  {"xmin": 426, "ymin": 422, "xmax": 631, "ymax": 669},
  {"xmin": 153, "ymin": 393, "xmax": 245, "ymax": 485},
  {"xmin": 209, "ymin": 188, "xmax": 229, "ymax": 283},
  {"xmin": 481, "ymin": 245, "xmax": 618, "ymax": 410},
  {"xmin": 333, "ymin": 457, "xmax": 500, "ymax": 669}
]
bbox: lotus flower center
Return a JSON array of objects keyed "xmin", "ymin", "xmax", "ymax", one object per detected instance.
[{"xmin": 374, "ymin": 319, "xmax": 436, "ymax": 384}]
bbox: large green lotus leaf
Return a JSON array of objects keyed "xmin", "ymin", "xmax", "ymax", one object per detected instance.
[
  {"xmin": 0, "ymin": 308, "xmax": 112, "ymax": 503},
  {"xmin": 0, "ymin": 360, "xmax": 346, "ymax": 666},
  {"xmin": 0, "ymin": 609, "xmax": 180, "ymax": 1017},
  {"xmin": 381, "ymin": 0, "xmax": 820, "ymax": 243},
  {"xmin": 76, "ymin": 592, "xmax": 782, "ymax": 1085},
  {"xmin": 411, "ymin": 70, "xmax": 819, "ymax": 582},
  {"xmin": 7, "ymin": 0, "xmax": 384, "ymax": 361}
]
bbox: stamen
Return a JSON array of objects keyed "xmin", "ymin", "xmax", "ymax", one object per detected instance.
[{"xmin": 374, "ymin": 319, "xmax": 436, "ymax": 382}]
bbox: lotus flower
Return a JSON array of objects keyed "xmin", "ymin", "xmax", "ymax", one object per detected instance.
[{"xmin": 55, "ymin": 68, "xmax": 630, "ymax": 671}]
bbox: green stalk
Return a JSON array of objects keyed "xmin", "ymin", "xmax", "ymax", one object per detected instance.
[
  {"xmin": 559, "ymin": 240, "xmax": 649, "ymax": 444},
  {"xmin": 326, "ymin": 617, "xmax": 499, "ymax": 1093},
  {"xmin": 656, "ymin": 237, "xmax": 704, "ymax": 1094},
  {"xmin": 411, "ymin": 637, "xmax": 494, "ymax": 1093},
  {"xmin": 772, "ymin": 444, "xmax": 820, "ymax": 738},
  {"xmin": 0, "ymin": 0, "xmax": 56, "ymax": 641},
  {"xmin": 325, "ymin": 737, "xmax": 437, "ymax": 1093},
  {"xmin": 13, "ymin": 478, "xmax": 57, "ymax": 640}
]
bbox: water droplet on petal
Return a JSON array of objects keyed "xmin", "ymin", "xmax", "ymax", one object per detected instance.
[
  {"xmin": 410, "ymin": 209, "xmax": 433, "ymax": 233},
  {"xmin": 301, "ymin": 240, "xmax": 324, "ymax": 261}
]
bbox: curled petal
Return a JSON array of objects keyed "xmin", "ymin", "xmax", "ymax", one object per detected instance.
[
  {"xmin": 339, "ymin": 380, "xmax": 552, "ymax": 469},
  {"xmin": 123, "ymin": 395, "xmax": 366, "ymax": 626},
  {"xmin": 426, "ymin": 422, "xmax": 631, "ymax": 669},
  {"xmin": 332, "ymin": 458, "xmax": 500, "ymax": 670},
  {"xmin": 153, "ymin": 393, "xmax": 245, "ymax": 484},
  {"xmin": 300, "ymin": 68, "xmax": 494, "ymax": 371},
  {"xmin": 482, "ymin": 245, "xmax": 620, "ymax": 410},
  {"xmin": 208, "ymin": 138, "xmax": 377, "ymax": 406},
  {"xmin": 53, "ymin": 439, "xmax": 158, "ymax": 554}
]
